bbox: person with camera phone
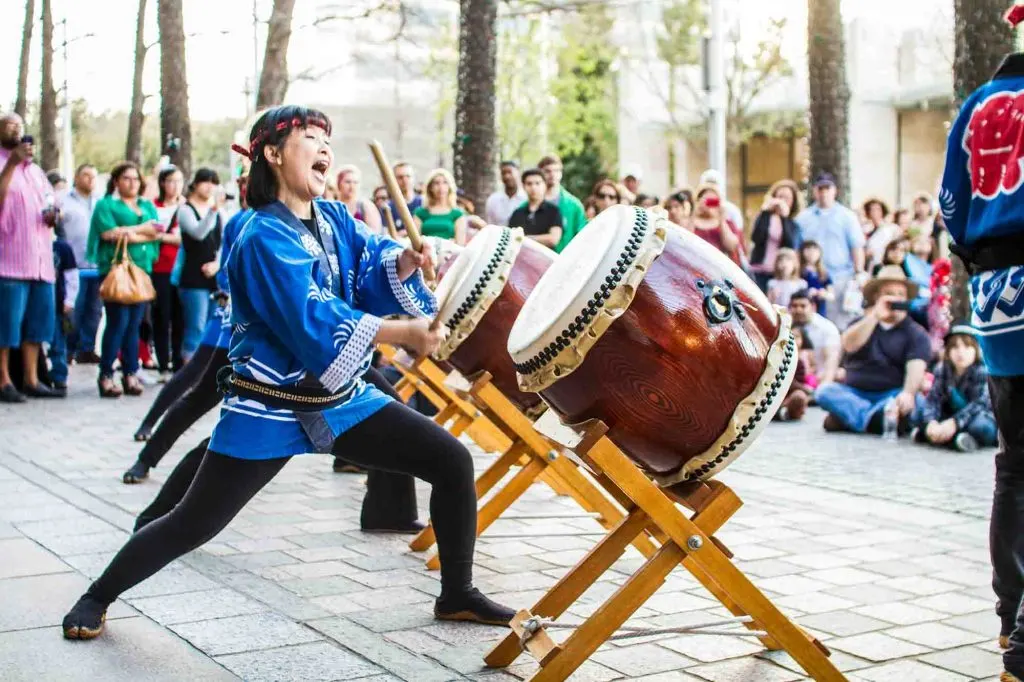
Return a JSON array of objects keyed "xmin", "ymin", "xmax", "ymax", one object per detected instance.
[
  {"xmin": 814, "ymin": 265, "xmax": 932, "ymax": 436},
  {"xmin": 0, "ymin": 113, "xmax": 64, "ymax": 402}
]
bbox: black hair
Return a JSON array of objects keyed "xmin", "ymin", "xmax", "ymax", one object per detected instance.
[
  {"xmin": 74, "ymin": 162, "xmax": 96, "ymax": 176},
  {"xmin": 246, "ymin": 105, "xmax": 333, "ymax": 209},
  {"xmin": 792, "ymin": 324, "xmax": 814, "ymax": 350},
  {"xmin": 521, "ymin": 168, "xmax": 545, "ymax": 184},
  {"xmin": 106, "ymin": 161, "xmax": 143, "ymax": 197},
  {"xmin": 188, "ymin": 167, "xmax": 220, "ymax": 194},
  {"xmin": 46, "ymin": 170, "xmax": 65, "ymax": 187},
  {"xmin": 157, "ymin": 166, "xmax": 183, "ymax": 204},
  {"xmin": 789, "ymin": 288, "xmax": 812, "ymax": 304},
  {"xmin": 500, "ymin": 160, "xmax": 519, "ymax": 169}
]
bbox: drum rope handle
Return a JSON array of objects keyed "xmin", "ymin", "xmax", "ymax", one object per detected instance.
[{"xmin": 518, "ymin": 615, "xmax": 766, "ymax": 650}]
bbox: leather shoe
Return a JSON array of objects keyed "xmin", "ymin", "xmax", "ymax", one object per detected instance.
[
  {"xmin": 23, "ymin": 383, "xmax": 63, "ymax": 398},
  {"xmin": 75, "ymin": 351, "xmax": 101, "ymax": 364},
  {"xmin": 0, "ymin": 384, "xmax": 26, "ymax": 403}
]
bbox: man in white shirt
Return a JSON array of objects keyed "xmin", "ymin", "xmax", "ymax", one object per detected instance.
[
  {"xmin": 789, "ymin": 290, "xmax": 841, "ymax": 385},
  {"xmin": 699, "ymin": 168, "xmax": 744, "ymax": 231},
  {"xmin": 484, "ymin": 161, "xmax": 525, "ymax": 226},
  {"xmin": 60, "ymin": 164, "xmax": 101, "ymax": 363}
]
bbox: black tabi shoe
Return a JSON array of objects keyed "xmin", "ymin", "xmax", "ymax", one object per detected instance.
[
  {"xmin": 434, "ymin": 587, "xmax": 516, "ymax": 626},
  {"xmin": 361, "ymin": 520, "xmax": 427, "ymax": 535},
  {"xmin": 133, "ymin": 423, "xmax": 153, "ymax": 442},
  {"xmin": 23, "ymin": 382, "xmax": 62, "ymax": 398},
  {"xmin": 62, "ymin": 593, "xmax": 108, "ymax": 640},
  {"xmin": 122, "ymin": 460, "xmax": 150, "ymax": 484},
  {"xmin": 0, "ymin": 383, "xmax": 27, "ymax": 403}
]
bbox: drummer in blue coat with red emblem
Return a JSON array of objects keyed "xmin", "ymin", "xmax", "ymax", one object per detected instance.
[{"xmin": 940, "ymin": 4, "xmax": 1024, "ymax": 679}]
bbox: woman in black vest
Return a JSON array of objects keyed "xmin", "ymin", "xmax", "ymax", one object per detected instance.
[
  {"xmin": 749, "ymin": 179, "xmax": 802, "ymax": 293},
  {"xmin": 176, "ymin": 168, "xmax": 223, "ymax": 362}
]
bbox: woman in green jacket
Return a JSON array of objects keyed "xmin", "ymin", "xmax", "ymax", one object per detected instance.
[
  {"xmin": 87, "ymin": 161, "xmax": 159, "ymax": 398},
  {"xmin": 413, "ymin": 168, "xmax": 467, "ymax": 245}
]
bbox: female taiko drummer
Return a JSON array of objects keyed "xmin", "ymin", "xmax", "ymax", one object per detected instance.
[{"xmin": 61, "ymin": 105, "xmax": 515, "ymax": 639}]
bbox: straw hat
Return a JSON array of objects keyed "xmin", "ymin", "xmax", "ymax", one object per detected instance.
[{"xmin": 863, "ymin": 265, "xmax": 919, "ymax": 305}]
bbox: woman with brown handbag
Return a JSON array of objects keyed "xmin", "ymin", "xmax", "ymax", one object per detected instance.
[{"xmin": 86, "ymin": 161, "xmax": 159, "ymax": 398}]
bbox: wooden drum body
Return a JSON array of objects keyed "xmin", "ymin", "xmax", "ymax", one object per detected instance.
[
  {"xmin": 507, "ymin": 206, "xmax": 795, "ymax": 484},
  {"xmin": 433, "ymin": 226, "xmax": 555, "ymax": 413}
]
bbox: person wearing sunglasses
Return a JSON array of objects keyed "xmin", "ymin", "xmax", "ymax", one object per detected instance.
[{"xmin": 591, "ymin": 179, "xmax": 620, "ymax": 215}]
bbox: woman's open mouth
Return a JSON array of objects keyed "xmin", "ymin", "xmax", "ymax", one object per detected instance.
[{"xmin": 312, "ymin": 160, "xmax": 329, "ymax": 182}]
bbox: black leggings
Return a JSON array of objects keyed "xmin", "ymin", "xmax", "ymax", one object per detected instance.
[
  {"xmin": 88, "ymin": 402, "xmax": 476, "ymax": 603},
  {"xmin": 136, "ymin": 344, "xmax": 217, "ymax": 435},
  {"xmin": 151, "ymin": 273, "xmax": 184, "ymax": 373},
  {"xmin": 138, "ymin": 347, "xmax": 229, "ymax": 468},
  {"xmin": 136, "ymin": 367, "xmax": 419, "ymax": 528}
]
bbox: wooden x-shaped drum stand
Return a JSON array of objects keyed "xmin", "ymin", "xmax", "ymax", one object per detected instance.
[
  {"xmin": 484, "ymin": 411, "xmax": 846, "ymax": 682},
  {"xmin": 378, "ymin": 344, "xmax": 651, "ymax": 571}
]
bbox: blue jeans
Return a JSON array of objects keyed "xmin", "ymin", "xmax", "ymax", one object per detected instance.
[
  {"xmin": 0, "ymin": 278, "xmax": 55, "ymax": 348},
  {"xmin": 73, "ymin": 270, "xmax": 103, "ymax": 354},
  {"xmin": 815, "ymin": 382, "xmax": 902, "ymax": 433},
  {"xmin": 49, "ymin": 314, "xmax": 69, "ymax": 385},
  {"xmin": 179, "ymin": 288, "xmax": 213, "ymax": 357},
  {"xmin": 964, "ymin": 413, "xmax": 999, "ymax": 447},
  {"xmin": 100, "ymin": 301, "xmax": 146, "ymax": 377}
]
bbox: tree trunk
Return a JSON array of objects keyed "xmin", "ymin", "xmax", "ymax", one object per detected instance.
[
  {"xmin": 806, "ymin": 0, "xmax": 851, "ymax": 204},
  {"xmin": 256, "ymin": 0, "xmax": 296, "ymax": 109},
  {"xmin": 453, "ymin": 0, "xmax": 498, "ymax": 212},
  {"xmin": 38, "ymin": 0, "xmax": 59, "ymax": 172},
  {"xmin": 158, "ymin": 0, "xmax": 192, "ymax": 178},
  {"xmin": 949, "ymin": 0, "xmax": 1015, "ymax": 321},
  {"xmin": 15, "ymin": 0, "xmax": 35, "ymax": 120},
  {"xmin": 126, "ymin": 0, "xmax": 148, "ymax": 164}
]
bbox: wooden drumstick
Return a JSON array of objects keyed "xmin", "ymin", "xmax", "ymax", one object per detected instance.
[
  {"xmin": 382, "ymin": 205, "xmax": 399, "ymax": 240},
  {"xmin": 368, "ymin": 140, "xmax": 436, "ymax": 282}
]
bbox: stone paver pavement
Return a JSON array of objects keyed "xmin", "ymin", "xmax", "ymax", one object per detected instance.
[{"xmin": 0, "ymin": 364, "xmax": 1007, "ymax": 681}]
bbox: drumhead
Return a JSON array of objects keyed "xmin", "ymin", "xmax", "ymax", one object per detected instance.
[
  {"xmin": 433, "ymin": 225, "xmax": 524, "ymax": 360},
  {"xmin": 508, "ymin": 205, "xmax": 668, "ymax": 391}
]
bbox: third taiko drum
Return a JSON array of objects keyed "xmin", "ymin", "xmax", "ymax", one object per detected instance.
[
  {"xmin": 506, "ymin": 205, "xmax": 796, "ymax": 485},
  {"xmin": 433, "ymin": 225, "xmax": 555, "ymax": 413}
]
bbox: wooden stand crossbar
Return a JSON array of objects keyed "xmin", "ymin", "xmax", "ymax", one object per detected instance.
[
  {"xmin": 484, "ymin": 412, "xmax": 845, "ymax": 682},
  {"xmin": 409, "ymin": 369, "xmax": 656, "ymax": 570},
  {"xmin": 377, "ymin": 345, "xmax": 511, "ymax": 454}
]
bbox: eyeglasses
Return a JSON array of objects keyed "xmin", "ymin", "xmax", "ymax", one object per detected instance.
[{"xmin": 598, "ymin": 192, "xmax": 618, "ymax": 201}]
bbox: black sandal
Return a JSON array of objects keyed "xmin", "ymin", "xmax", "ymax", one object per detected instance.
[{"xmin": 97, "ymin": 376, "xmax": 122, "ymax": 399}]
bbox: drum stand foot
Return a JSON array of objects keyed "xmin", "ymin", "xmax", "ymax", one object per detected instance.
[
  {"xmin": 484, "ymin": 415, "xmax": 847, "ymax": 682},
  {"xmin": 409, "ymin": 368, "xmax": 654, "ymax": 570}
]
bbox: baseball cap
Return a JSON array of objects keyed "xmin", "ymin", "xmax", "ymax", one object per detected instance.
[
  {"xmin": 814, "ymin": 172, "xmax": 837, "ymax": 188},
  {"xmin": 699, "ymin": 169, "xmax": 723, "ymax": 186}
]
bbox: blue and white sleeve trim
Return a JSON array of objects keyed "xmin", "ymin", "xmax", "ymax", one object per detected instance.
[
  {"xmin": 319, "ymin": 314, "xmax": 382, "ymax": 392},
  {"xmin": 383, "ymin": 249, "xmax": 438, "ymax": 318}
]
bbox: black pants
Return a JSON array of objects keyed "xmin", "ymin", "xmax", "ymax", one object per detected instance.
[
  {"xmin": 151, "ymin": 273, "xmax": 184, "ymax": 373},
  {"xmin": 88, "ymin": 401, "xmax": 475, "ymax": 604},
  {"xmin": 136, "ymin": 367, "xmax": 419, "ymax": 529},
  {"xmin": 990, "ymin": 376, "xmax": 1024, "ymax": 674},
  {"xmin": 138, "ymin": 347, "xmax": 229, "ymax": 468},
  {"xmin": 137, "ymin": 344, "xmax": 216, "ymax": 433}
]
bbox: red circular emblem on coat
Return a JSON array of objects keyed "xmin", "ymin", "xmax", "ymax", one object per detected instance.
[{"xmin": 963, "ymin": 90, "xmax": 1024, "ymax": 199}]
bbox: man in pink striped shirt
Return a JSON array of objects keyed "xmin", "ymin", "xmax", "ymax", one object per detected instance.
[{"xmin": 0, "ymin": 112, "xmax": 61, "ymax": 402}]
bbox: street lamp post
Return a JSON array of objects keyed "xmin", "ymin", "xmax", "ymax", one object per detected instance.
[
  {"xmin": 706, "ymin": 0, "xmax": 727, "ymax": 192},
  {"xmin": 58, "ymin": 19, "xmax": 95, "ymax": 180}
]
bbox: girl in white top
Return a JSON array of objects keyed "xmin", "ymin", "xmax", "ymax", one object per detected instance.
[{"xmin": 767, "ymin": 248, "xmax": 808, "ymax": 308}]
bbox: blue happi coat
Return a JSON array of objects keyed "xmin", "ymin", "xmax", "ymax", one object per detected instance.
[
  {"xmin": 199, "ymin": 208, "xmax": 254, "ymax": 350},
  {"xmin": 940, "ymin": 53, "xmax": 1024, "ymax": 377},
  {"xmin": 208, "ymin": 199, "xmax": 436, "ymax": 459}
]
